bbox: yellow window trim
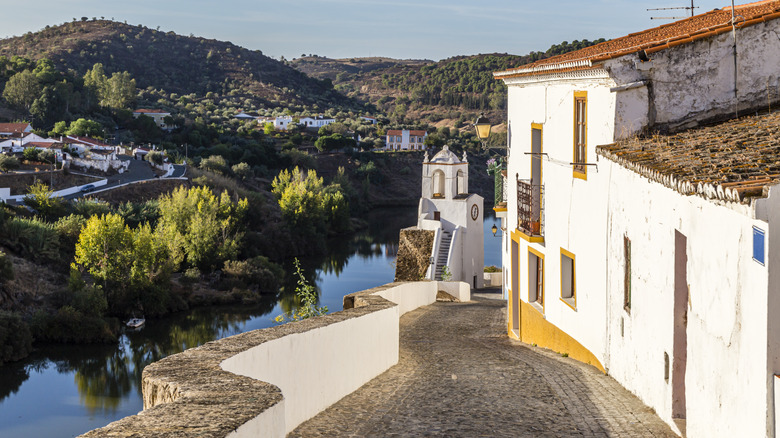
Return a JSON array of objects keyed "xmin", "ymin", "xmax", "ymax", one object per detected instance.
[
  {"xmin": 528, "ymin": 246, "xmax": 545, "ymax": 314},
  {"xmin": 560, "ymin": 247, "xmax": 577, "ymax": 311},
  {"xmin": 531, "ymin": 123, "xmax": 543, "ymax": 186},
  {"xmin": 573, "ymin": 91, "xmax": 587, "ymax": 181},
  {"xmin": 516, "ymin": 229, "xmax": 544, "ymax": 243}
]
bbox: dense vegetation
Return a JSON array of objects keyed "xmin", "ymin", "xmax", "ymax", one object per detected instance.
[
  {"xmin": 292, "ymin": 39, "xmax": 606, "ymax": 126},
  {"xmin": 0, "ymin": 19, "xmax": 362, "ymax": 114}
]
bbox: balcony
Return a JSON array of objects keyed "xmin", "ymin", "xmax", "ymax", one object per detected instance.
[
  {"xmin": 493, "ymin": 170, "xmax": 507, "ymax": 210},
  {"xmin": 517, "ymin": 178, "xmax": 544, "ymax": 240}
]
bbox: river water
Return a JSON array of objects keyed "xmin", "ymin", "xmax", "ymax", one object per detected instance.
[{"xmin": 0, "ymin": 208, "xmax": 502, "ymax": 437}]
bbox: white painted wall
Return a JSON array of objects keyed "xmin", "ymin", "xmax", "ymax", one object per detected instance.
[
  {"xmin": 605, "ymin": 18, "xmax": 780, "ymax": 133},
  {"xmin": 603, "ymin": 160, "xmax": 771, "ymax": 437},
  {"xmin": 220, "ymin": 281, "xmax": 449, "ymax": 436},
  {"xmin": 503, "ymin": 74, "xmax": 617, "ymax": 366}
]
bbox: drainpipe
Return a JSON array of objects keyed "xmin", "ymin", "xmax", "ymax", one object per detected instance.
[{"xmin": 731, "ymin": 0, "xmax": 739, "ymax": 118}]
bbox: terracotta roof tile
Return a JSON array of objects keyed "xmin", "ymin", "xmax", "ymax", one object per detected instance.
[
  {"xmin": 0, "ymin": 122, "xmax": 31, "ymax": 133},
  {"xmin": 495, "ymin": 0, "xmax": 780, "ymax": 79},
  {"xmin": 596, "ymin": 109, "xmax": 780, "ymax": 203}
]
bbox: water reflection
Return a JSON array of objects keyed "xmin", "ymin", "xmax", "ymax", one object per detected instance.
[{"xmin": 0, "ymin": 207, "xmax": 418, "ymax": 438}]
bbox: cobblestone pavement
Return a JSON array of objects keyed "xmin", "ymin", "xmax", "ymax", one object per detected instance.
[{"xmin": 290, "ymin": 295, "xmax": 676, "ymax": 437}]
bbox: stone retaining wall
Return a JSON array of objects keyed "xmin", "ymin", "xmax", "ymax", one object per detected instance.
[
  {"xmin": 80, "ymin": 280, "xmax": 458, "ymax": 438},
  {"xmin": 394, "ymin": 228, "xmax": 435, "ymax": 281}
]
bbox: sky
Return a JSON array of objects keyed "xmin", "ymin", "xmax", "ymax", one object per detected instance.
[{"xmin": 0, "ymin": 0, "xmax": 741, "ymax": 61}]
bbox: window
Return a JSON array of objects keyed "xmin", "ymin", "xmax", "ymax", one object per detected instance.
[
  {"xmin": 753, "ymin": 227, "xmax": 765, "ymax": 265},
  {"xmin": 573, "ymin": 91, "xmax": 587, "ymax": 179},
  {"xmin": 560, "ymin": 248, "xmax": 575, "ymax": 310},
  {"xmin": 456, "ymin": 170, "xmax": 466, "ymax": 194},
  {"xmin": 624, "ymin": 235, "xmax": 631, "ymax": 312},
  {"xmin": 528, "ymin": 248, "xmax": 544, "ymax": 310},
  {"xmin": 432, "ymin": 170, "xmax": 445, "ymax": 197}
]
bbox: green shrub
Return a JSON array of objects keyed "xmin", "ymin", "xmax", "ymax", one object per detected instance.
[
  {"xmin": 72, "ymin": 198, "xmax": 112, "ymax": 218},
  {"xmin": 30, "ymin": 306, "xmax": 117, "ymax": 344},
  {"xmin": 483, "ymin": 265, "xmax": 501, "ymax": 273},
  {"xmin": 0, "ymin": 251, "xmax": 13, "ymax": 283},
  {"xmin": 0, "ymin": 154, "xmax": 20, "ymax": 172},
  {"xmin": 223, "ymin": 256, "xmax": 283, "ymax": 293},
  {"xmin": 1, "ymin": 217, "xmax": 61, "ymax": 262},
  {"xmin": 0, "ymin": 311, "xmax": 32, "ymax": 365}
]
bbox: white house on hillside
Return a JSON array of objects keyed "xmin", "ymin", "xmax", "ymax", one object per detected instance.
[
  {"xmin": 0, "ymin": 122, "xmax": 32, "ymax": 137},
  {"xmin": 133, "ymin": 109, "xmax": 173, "ymax": 131},
  {"xmin": 258, "ymin": 115, "xmax": 293, "ymax": 131},
  {"xmin": 0, "ymin": 133, "xmax": 56, "ymax": 153},
  {"xmin": 494, "ymin": 2, "xmax": 780, "ymax": 437},
  {"xmin": 299, "ymin": 115, "xmax": 335, "ymax": 129},
  {"xmin": 385, "ymin": 129, "xmax": 427, "ymax": 151}
]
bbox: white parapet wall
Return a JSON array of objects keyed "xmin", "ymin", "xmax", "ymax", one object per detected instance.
[{"xmin": 80, "ymin": 280, "xmax": 463, "ymax": 438}]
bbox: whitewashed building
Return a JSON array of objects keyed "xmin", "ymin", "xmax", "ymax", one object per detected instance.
[
  {"xmin": 493, "ymin": 2, "xmax": 780, "ymax": 437},
  {"xmin": 133, "ymin": 109, "xmax": 173, "ymax": 131},
  {"xmin": 0, "ymin": 122, "xmax": 32, "ymax": 137},
  {"xmin": 299, "ymin": 115, "xmax": 336, "ymax": 129},
  {"xmin": 416, "ymin": 146, "xmax": 484, "ymax": 288},
  {"xmin": 385, "ymin": 129, "xmax": 427, "ymax": 151},
  {"xmin": 0, "ymin": 133, "xmax": 57, "ymax": 153}
]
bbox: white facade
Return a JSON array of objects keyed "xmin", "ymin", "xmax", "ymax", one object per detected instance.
[
  {"xmin": 299, "ymin": 116, "xmax": 335, "ymax": 129},
  {"xmin": 385, "ymin": 130, "xmax": 427, "ymax": 151},
  {"xmin": 416, "ymin": 146, "xmax": 484, "ymax": 288},
  {"xmin": 496, "ymin": 6, "xmax": 780, "ymax": 437},
  {"xmin": 0, "ymin": 133, "xmax": 55, "ymax": 153}
]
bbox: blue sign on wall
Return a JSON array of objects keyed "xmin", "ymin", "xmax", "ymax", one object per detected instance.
[{"xmin": 753, "ymin": 227, "xmax": 765, "ymax": 265}]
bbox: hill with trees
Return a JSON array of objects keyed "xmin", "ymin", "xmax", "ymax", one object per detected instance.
[
  {"xmin": 0, "ymin": 19, "xmax": 366, "ymax": 121},
  {"xmin": 291, "ymin": 39, "xmax": 607, "ymax": 126}
]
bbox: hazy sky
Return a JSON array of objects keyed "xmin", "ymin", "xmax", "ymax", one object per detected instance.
[{"xmin": 0, "ymin": 0, "xmax": 739, "ymax": 61}]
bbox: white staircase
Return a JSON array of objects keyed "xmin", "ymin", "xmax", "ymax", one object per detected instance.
[{"xmin": 434, "ymin": 230, "xmax": 452, "ymax": 280}]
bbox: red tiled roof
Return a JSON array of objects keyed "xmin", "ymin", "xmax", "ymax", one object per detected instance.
[
  {"xmin": 596, "ymin": 109, "xmax": 780, "ymax": 203},
  {"xmin": 386, "ymin": 130, "xmax": 427, "ymax": 136},
  {"xmin": 495, "ymin": 0, "xmax": 780, "ymax": 79},
  {"xmin": 27, "ymin": 142, "xmax": 63, "ymax": 149},
  {"xmin": 0, "ymin": 122, "xmax": 31, "ymax": 133}
]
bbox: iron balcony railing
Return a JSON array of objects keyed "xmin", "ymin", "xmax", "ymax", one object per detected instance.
[
  {"xmin": 517, "ymin": 178, "xmax": 544, "ymax": 238},
  {"xmin": 494, "ymin": 169, "xmax": 507, "ymax": 207}
]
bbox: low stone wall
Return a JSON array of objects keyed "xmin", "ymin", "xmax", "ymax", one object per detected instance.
[
  {"xmin": 483, "ymin": 271, "xmax": 502, "ymax": 287},
  {"xmin": 80, "ymin": 280, "xmax": 455, "ymax": 438},
  {"xmin": 394, "ymin": 227, "xmax": 435, "ymax": 281}
]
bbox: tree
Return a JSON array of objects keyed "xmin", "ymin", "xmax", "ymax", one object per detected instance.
[
  {"xmin": 263, "ymin": 122, "xmax": 275, "ymax": 135},
  {"xmin": 156, "ymin": 186, "xmax": 247, "ymax": 271},
  {"xmin": 200, "ymin": 155, "xmax": 229, "ymax": 174},
  {"xmin": 231, "ymin": 162, "xmax": 252, "ymax": 180},
  {"xmin": 2, "ymin": 70, "xmax": 40, "ymax": 113},
  {"xmin": 0, "ymin": 155, "xmax": 19, "ymax": 172},
  {"xmin": 74, "ymin": 213, "xmax": 134, "ymax": 287},
  {"xmin": 102, "ymin": 71, "xmax": 136, "ymax": 109},
  {"xmin": 271, "ymin": 167, "xmax": 349, "ymax": 235},
  {"xmin": 66, "ymin": 118, "xmax": 104, "ymax": 138}
]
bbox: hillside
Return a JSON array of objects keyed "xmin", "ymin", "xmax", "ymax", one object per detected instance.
[
  {"xmin": 0, "ymin": 19, "xmax": 364, "ymax": 113},
  {"xmin": 292, "ymin": 56, "xmax": 432, "ymax": 81},
  {"xmin": 291, "ymin": 40, "xmax": 606, "ymax": 126}
]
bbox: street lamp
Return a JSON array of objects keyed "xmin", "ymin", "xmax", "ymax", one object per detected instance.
[
  {"xmin": 474, "ymin": 113, "xmax": 492, "ymax": 149},
  {"xmin": 491, "ymin": 224, "xmax": 498, "ymax": 236}
]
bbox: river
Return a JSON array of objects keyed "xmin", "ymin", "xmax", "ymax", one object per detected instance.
[{"xmin": 0, "ymin": 207, "xmax": 502, "ymax": 437}]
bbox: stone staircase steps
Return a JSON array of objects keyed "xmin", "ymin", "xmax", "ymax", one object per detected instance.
[{"xmin": 435, "ymin": 231, "xmax": 452, "ymax": 280}]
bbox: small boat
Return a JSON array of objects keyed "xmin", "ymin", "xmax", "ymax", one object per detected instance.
[{"xmin": 126, "ymin": 317, "xmax": 145, "ymax": 329}]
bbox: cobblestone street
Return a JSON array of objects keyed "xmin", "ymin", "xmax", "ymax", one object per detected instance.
[{"xmin": 291, "ymin": 293, "xmax": 676, "ymax": 437}]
